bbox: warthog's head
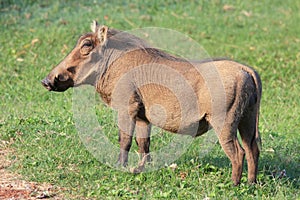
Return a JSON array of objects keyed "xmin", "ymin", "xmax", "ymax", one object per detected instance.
[{"xmin": 41, "ymin": 21, "xmax": 108, "ymax": 92}]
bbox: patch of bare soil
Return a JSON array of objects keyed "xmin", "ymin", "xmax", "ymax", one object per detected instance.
[{"xmin": 0, "ymin": 140, "xmax": 63, "ymax": 200}]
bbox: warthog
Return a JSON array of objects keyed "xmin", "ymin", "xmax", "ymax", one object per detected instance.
[{"xmin": 42, "ymin": 21, "xmax": 262, "ymax": 185}]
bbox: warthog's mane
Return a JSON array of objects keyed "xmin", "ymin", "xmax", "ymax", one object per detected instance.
[
  {"xmin": 105, "ymin": 28, "xmax": 189, "ymax": 62},
  {"xmin": 105, "ymin": 28, "xmax": 229, "ymax": 64}
]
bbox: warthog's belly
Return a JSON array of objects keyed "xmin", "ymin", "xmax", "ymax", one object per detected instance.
[{"xmin": 139, "ymin": 84, "xmax": 207, "ymax": 135}]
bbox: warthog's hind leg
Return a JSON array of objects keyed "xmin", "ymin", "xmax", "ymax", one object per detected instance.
[
  {"xmin": 213, "ymin": 99, "xmax": 245, "ymax": 185},
  {"xmin": 238, "ymin": 107, "xmax": 260, "ymax": 184},
  {"xmin": 218, "ymin": 128, "xmax": 245, "ymax": 186}
]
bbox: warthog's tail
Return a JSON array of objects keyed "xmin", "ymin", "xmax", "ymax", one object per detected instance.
[
  {"xmin": 253, "ymin": 70, "xmax": 262, "ymax": 151},
  {"xmin": 243, "ymin": 66, "xmax": 262, "ymax": 151}
]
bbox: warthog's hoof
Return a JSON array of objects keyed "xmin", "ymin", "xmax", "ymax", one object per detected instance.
[
  {"xmin": 130, "ymin": 165, "xmax": 145, "ymax": 174},
  {"xmin": 248, "ymin": 179, "xmax": 257, "ymax": 185},
  {"xmin": 130, "ymin": 153, "xmax": 151, "ymax": 174}
]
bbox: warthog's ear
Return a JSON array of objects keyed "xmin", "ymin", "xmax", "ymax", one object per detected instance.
[
  {"xmin": 91, "ymin": 20, "xmax": 98, "ymax": 33},
  {"xmin": 98, "ymin": 25, "xmax": 108, "ymax": 46}
]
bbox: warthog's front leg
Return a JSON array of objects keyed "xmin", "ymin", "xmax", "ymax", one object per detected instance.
[
  {"xmin": 131, "ymin": 120, "xmax": 151, "ymax": 173},
  {"xmin": 117, "ymin": 111, "xmax": 135, "ymax": 167},
  {"xmin": 118, "ymin": 130, "xmax": 133, "ymax": 166}
]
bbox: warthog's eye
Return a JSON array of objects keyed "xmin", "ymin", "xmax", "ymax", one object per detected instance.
[
  {"xmin": 82, "ymin": 40, "xmax": 92, "ymax": 47},
  {"xmin": 80, "ymin": 39, "xmax": 93, "ymax": 56}
]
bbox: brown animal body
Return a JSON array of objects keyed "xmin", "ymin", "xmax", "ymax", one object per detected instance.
[{"xmin": 42, "ymin": 21, "xmax": 262, "ymax": 185}]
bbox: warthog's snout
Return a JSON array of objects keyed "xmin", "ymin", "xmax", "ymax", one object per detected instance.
[
  {"xmin": 41, "ymin": 77, "xmax": 53, "ymax": 91},
  {"xmin": 41, "ymin": 74, "xmax": 74, "ymax": 92}
]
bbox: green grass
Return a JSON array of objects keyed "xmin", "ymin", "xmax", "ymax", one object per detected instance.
[{"xmin": 1, "ymin": 0, "xmax": 299, "ymax": 199}]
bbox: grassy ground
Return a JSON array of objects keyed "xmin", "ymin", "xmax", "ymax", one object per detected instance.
[{"xmin": 1, "ymin": 0, "xmax": 299, "ymax": 199}]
